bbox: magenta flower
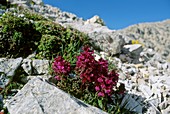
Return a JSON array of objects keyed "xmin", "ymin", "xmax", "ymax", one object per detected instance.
[
  {"xmin": 95, "ymin": 86, "xmax": 100, "ymax": 91},
  {"xmin": 54, "ymin": 75, "xmax": 61, "ymax": 81},
  {"xmin": 100, "ymin": 83, "xmax": 106, "ymax": 89},
  {"xmin": 98, "ymin": 92, "xmax": 105, "ymax": 97},
  {"xmin": 97, "ymin": 77, "xmax": 103, "ymax": 83},
  {"xmin": 75, "ymin": 46, "xmax": 124, "ymax": 97},
  {"xmin": 105, "ymin": 79, "xmax": 112, "ymax": 85},
  {"xmin": 105, "ymin": 89, "xmax": 111, "ymax": 94},
  {"xmin": 52, "ymin": 56, "xmax": 71, "ymax": 81},
  {"xmin": 76, "ymin": 46, "xmax": 98, "ymax": 83}
]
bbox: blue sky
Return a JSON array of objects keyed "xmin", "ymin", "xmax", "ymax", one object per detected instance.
[{"xmin": 43, "ymin": 0, "xmax": 170, "ymax": 30}]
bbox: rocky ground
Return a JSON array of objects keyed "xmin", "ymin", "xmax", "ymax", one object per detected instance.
[{"xmin": 0, "ymin": 0, "xmax": 170, "ymax": 114}]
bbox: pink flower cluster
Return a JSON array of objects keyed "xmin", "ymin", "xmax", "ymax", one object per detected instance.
[
  {"xmin": 52, "ymin": 46, "xmax": 123, "ymax": 97},
  {"xmin": 52, "ymin": 56, "xmax": 71, "ymax": 80},
  {"xmin": 76, "ymin": 46, "xmax": 119, "ymax": 97},
  {"xmin": 76, "ymin": 46, "xmax": 98, "ymax": 83}
]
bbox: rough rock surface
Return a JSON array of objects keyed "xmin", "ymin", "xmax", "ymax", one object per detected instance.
[
  {"xmin": 0, "ymin": 57, "xmax": 22, "ymax": 88},
  {"xmin": 7, "ymin": 77, "xmax": 107, "ymax": 114},
  {"xmin": 32, "ymin": 59, "xmax": 49, "ymax": 75},
  {"xmin": 117, "ymin": 20, "xmax": 170, "ymax": 60},
  {"xmin": 21, "ymin": 59, "xmax": 49, "ymax": 75},
  {"xmin": 88, "ymin": 31, "xmax": 125, "ymax": 55}
]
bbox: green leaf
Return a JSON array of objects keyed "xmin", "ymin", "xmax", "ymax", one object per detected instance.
[{"xmin": 98, "ymin": 99, "xmax": 103, "ymax": 109}]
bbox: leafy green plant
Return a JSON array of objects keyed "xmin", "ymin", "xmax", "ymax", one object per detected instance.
[
  {"xmin": 35, "ymin": 21, "xmax": 89, "ymax": 63},
  {"xmin": 35, "ymin": 34, "xmax": 62, "ymax": 59},
  {"xmin": 0, "ymin": 11, "xmax": 42, "ymax": 58},
  {"xmin": 0, "ymin": 5, "xmax": 7, "ymax": 11},
  {"xmin": 0, "ymin": 8, "xmax": 90, "ymax": 59}
]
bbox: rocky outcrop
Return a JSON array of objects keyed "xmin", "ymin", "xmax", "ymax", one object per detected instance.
[
  {"xmin": 32, "ymin": 5, "xmax": 124, "ymax": 55},
  {"xmin": 85, "ymin": 15, "xmax": 105, "ymax": 26},
  {"xmin": 117, "ymin": 20, "xmax": 170, "ymax": 60},
  {"xmin": 88, "ymin": 31, "xmax": 125, "ymax": 55},
  {"xmin": 7, "ymin": 77, "xmax": 107, "ymax": 114}
]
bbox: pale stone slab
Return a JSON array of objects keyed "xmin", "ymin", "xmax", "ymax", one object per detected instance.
[{"xmin": 7, "ymin": 77, "xmax": 107, "ymax": 114}]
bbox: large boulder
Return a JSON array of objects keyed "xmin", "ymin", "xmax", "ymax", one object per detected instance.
[
  {"xmin": 7, "ymin": 77, "xmax": 107, "ymax": 114},
  {"xmin": 89, "ymin": 32, "xmax": 125, "ymax": 55}
]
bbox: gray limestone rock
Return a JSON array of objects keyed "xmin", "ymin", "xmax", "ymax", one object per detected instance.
[
  {"xmin": 119, "ymin": 44, "xmax": 143, "ymax": 64},
  {"xmin": 147, "ymin": 106, "xmax": 158, "ymax": 114},
  {"xmin": 89, "ymin": 32, "xmax": 125, "ymax": 55},
  {"xmin": 32, "ymin": 59, "xmax": 49, "ymax": 75},
  {"xmin": 159, "ymin": 100, "xmax": 169, "ymax": 110},
  {"xmin": 21, "ymin": 59, "xmax": 49, "ymax": 75},
  {"xmin": 7, "ymin": 77, "xmax": 107, "ymax": 114},
  {"xmin": 0, "ymin": 57, "xmax": 22, "ymax": 88},
  {"xmin": 20, "ymin": 75, "xmax": 51, "ymax": 83}
]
